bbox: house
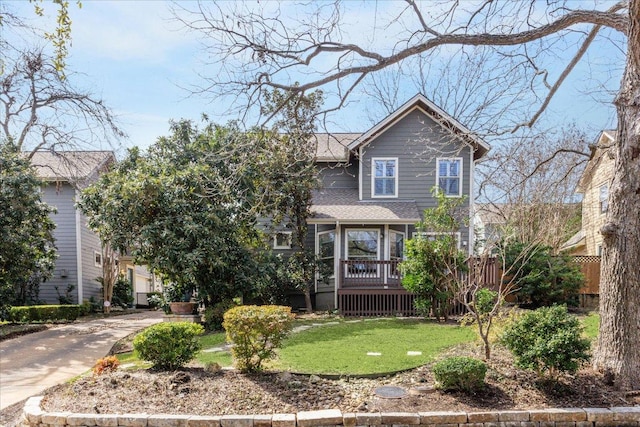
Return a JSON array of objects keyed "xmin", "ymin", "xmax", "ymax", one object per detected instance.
[
  {"xmin": 562, "ymin": 130, "xmax": 616, "ymax": 256},
  {"xmin": 30, "ymin": 151, "xmax": 158, "ymax": 306},
  {"xmin": 272, "ymin": 94, "xmax": 490, "ymax": 315}
]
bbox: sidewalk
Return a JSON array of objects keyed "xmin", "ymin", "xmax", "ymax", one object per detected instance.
[{"xmin": 0, "ymin": 310, "xmax": 163, "ymax": 410}]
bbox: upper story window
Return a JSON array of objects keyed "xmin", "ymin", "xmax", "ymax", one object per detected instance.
[
  {"xmin": 372, "ymin": 158, "xmax": 398, "ymax": 198},
  {"xmin": 94, "ymin": 251, "xmax": 103, "ymax": 267},
  {"xmin": 273, "ymin": 231, "xmax": 292, "ymax": 249},
  {"xmin": 437, "ymin": 158, "xmax": 462, "ymax": 197},
  {"xmin": 599, "ymin": 184, "xmax": 608, "ymax": 214}
]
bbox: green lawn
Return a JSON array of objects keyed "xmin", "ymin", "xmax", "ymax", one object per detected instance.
[
  {"xmin": 581, "ymin": 312, "xmax": 599, "ymax": 339},
  {"xmin": 272, "ymin": 318, "xmax": 475, "ymax": 375}
]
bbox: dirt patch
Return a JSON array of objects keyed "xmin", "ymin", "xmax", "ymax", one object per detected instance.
[{"xmin": 35, "ymin": 345, "xmax": 637, "ymax": 417}]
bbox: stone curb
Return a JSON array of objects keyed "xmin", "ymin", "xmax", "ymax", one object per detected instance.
[{"xmin": 20, "ymin": 397, "xmax": 640, "ymax": 427}]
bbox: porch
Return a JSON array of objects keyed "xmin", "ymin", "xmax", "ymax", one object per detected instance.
[{"xmin": 335, "ymin": 258, "xmax": 497, "ymax": 317}]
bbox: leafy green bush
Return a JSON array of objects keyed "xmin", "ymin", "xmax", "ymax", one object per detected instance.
[
  {"xmin": 503, "ymin": 241, "xmax": 583, "ymax": 308},
  {"xmin": 203, "ymin": 299, "xmax": 236, "ymax": 332},
  {"xmin": 133, "ymin": 322, "xmax": 204, "ymax": 370},
  {"xmin": 8, "ymin": 305, "xmax": 82, "ymax": 323},
  {"xmin": 432, "ymin": 356, "xmax": 487, "ymax": 392},
  {"xmin": 223, "ymin": 305, "xmax": 295, "ymax": 372},
  {"xmin": 111, "ymin": 275, "xmax": 134, "ymax": 308},
  {"xmin": 500, "ymin": 305, "xmax": 590, "ymax": 379}
]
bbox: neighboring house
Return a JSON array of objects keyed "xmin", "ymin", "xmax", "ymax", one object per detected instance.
[
  {"xmin": 562, "ymin": 130, "xmax": 616, "ymax": 256},
  {"xmin": 118, "ymin": 254, "xmax": 162, "ymax": 306},
  {"xmin": 30, "ymin": 151, "xmax": 115, "ymax": 304},
  {"xmin": 272, "ymin": 94, "xmax": 490, "ymax": 314},
  {"xmin": 473, "ymin": 203, "xmax": 507, "ymax": 254}
]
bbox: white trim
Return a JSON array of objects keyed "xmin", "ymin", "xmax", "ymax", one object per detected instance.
[
  {"xmin": 371, "ymin": 157, "xmax": 399, "ymax": 198},
  {"xmin": 94, "ymin": 251, "xmax": 103, "ymax": 267},
  {"xmin": 273, "ymin": 231, "xmax": 293, "ymax": 249},
  {"xmin": 308, "ymin": 218, "xmax": 419, "ymax": 225},
  {"xmin": 436, "ymin": 157, "xmax": 463, "ymax": 197},
  {"xmin": 317, "ymin": 228, "xmax": 336, "ymax": 280},
  {"xmin": 75, "ymin": 191, "xmax": 83, "ymax": 303},
  {"xmin": 469, "ymin": 149, "xmax": 475, "ymax": 256},
  {"xmin": 345, "ymin": 228, "xmax": 381, "ymax": 260},
  {"xmin": 358, "ymin": 147, "xmax": 363, "ymax": 201},
  {"xmin": 347, "ymin": 94, "xmax": 490, "ymax": 158},
  {"xmin": 334, "ymin": 222, "xmax": 341, "ymax": 310}
]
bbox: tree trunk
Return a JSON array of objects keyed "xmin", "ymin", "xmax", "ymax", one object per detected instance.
[{"xmin": 593, "ymin": 0, "xmax": 640, "ymax": 391}]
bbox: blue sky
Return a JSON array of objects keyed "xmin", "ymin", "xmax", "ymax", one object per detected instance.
[{"xmin": 6, "ymin": 1, "xmax": 625, "ymax": 151}]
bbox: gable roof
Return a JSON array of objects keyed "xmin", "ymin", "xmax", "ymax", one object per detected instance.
[
  {"xmin": 575, "ymin": 130, "xmax": 616, "ymax": 193},
  {"xmin": 310, "ymin": 188, "xmax": 420, "ymax": 224},
  {"xmin": 30, "ymin": 151, "xmax": 115, "ymax": 188},
  {"xmin": 347, "ymin": 93, "xmax": 490, "ymax": 161}
]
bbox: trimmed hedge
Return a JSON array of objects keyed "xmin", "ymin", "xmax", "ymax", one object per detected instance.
[
  {"xmin": 8, "ymin": 305, "xmax": 82, "ymax": 323},
  {"xmin": 133, "ymin": 322, "xmax": 204, "ymax": 370}
]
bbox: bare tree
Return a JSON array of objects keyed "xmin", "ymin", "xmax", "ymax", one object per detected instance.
[
  {"xmin": 0, "ymin": 48, "xmax": 125, "ymax": 158},
  {"xmin": 176, "ymin": 0, "xmax": 639, "ymax": 390}
]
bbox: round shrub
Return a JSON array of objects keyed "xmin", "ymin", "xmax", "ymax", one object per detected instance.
[
  {"xmin": 133, "ymin": 322, "xmax": 204, "ymax": 370},
  {"xmin": 223, "ymin": 305, "xmax": 294, "ymax": 372},
  {"xmin": 432, "ymin": 356, "xmax": 487, "ymax": 392},
  {"xmin": 500, "ymin": 305, "xmax": 590, "ymax": 379}
]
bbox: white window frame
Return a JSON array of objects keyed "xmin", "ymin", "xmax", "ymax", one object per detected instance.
[
  {"xmin": 371, "ymin": 157, "xmax": 399, "ymax": 198},
  {"xmin": 599, "ymin": 184, "xmax": 609, "ymax": 214},
  {"xmin": 345, "ymin": 229, "xmax": 381, "ymax": 277},
  {"xmin": 317, "ymin": 230, "xmax": 336, "ymax": 279},
  {"xmin": 94, "ymin": 251, "xmax": 103, "ymax": 267},
  {"xmin": 388, "ymin": 230, "xmax": 405, "ymax": 279},
  {"xmin": 436, "ymin": 157, "xmax": 463, "ymax": 197},
  {"xmin": 273, "ymin": 231, "xmax": 292, "ymax": 250}
]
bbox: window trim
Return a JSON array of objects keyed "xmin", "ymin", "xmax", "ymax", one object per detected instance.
[
  {"xmin": 371, "ymin": 157, "xmax": 399, "ymax": 198},
  {"xmin": 599, "ymin": 184, "xmax": 609, "ymax": 214},
  {"xmin": 317, "ymin": 229, "xmax": 336, "ymax": 279},
  {"xmin": 345, "ymin": 228, "xmax": 381, "ymax": 278},
  {"xmin": 94, "ymin": 251, "xmax": 103, "ymax": 268},
  {"xmin": 436, "ymin": 157, "xmax": 463, "ymax": 197},
  {"xmin": 273, "ymin": 231, "xmax": 293, "ymax": 250}
]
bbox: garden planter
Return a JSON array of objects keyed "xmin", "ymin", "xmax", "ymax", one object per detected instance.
[{"xmin": 169, "ymin": 302, "xmax": 196, "ymax": 315}]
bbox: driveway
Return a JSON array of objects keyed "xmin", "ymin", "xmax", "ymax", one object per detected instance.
[{"xmin": 0, "ymin": 310, "xmax": 163, "ymax": 410}]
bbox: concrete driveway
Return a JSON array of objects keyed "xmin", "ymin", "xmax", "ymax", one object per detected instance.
[{"xmin": 0, "ymin": 310, "xmax": 163, "ymax": 410}]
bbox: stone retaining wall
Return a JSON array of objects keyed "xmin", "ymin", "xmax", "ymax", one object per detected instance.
[{"xmin": 21, "ymin": 397, "xmax": 640, "ymax": 427}]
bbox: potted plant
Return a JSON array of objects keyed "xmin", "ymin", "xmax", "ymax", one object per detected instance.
[{"xmin": 163, "ymin": 282, "xmax": 196, "ymax": 315}]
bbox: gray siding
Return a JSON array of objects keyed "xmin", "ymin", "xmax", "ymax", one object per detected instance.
[
  {"xmin": 40, "ymin": 183, "xmax": 78, "ymax": 304},
  {"xmin": 39, "ymin": 183, "xmax": 103, "ymax": 304},
  {"xmin": 358, "ymin": 108, "xmax": 472, "ymax": 244},
  {"xmin": 80, "ymin": 210, "xmax": 104, "ymax": 303},
  {"xmin": 318, "ymin": 162, "xmax": 358, "ymax": 189}
]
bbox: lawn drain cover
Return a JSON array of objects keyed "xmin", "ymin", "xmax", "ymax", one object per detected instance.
[{"xmin": 374, "ymin": 386, "xmax": 407, "ymax": 399}]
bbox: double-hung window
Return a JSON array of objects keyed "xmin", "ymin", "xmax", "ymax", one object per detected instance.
[
  {"xmin": 437, "ymin": 158, "xmax": 462, "ymax": 197},
  {"xmin": 372, "ymin": 158, "xmax": 398, "ymax": 197},
  {"xmin": 273, "ymin": 231, "xmax": 292, "ymax": 249},
  {"xmin": 317, "ymin": 231, "xmax": 335, "ymax": 278},
  {"xmin": 599, "ymin": 184, "xmax": 609, "ymax": 214}
]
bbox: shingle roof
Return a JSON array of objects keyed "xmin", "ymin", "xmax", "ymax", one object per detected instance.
[
  {"xmin": 314, "ymin": 133, "xmax": 359, "ymax": 162},
  {"xmin": 310, "ymin": 188, "xmax": 421, "ymax": 223},
  {"xmin": 29, "ymin": 151, "xmax": 114, "ymax": 187}
]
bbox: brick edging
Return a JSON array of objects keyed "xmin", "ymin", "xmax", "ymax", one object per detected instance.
[{"xmin": 21, "ymin": 397, "xmax": 640, "ymax": 427}]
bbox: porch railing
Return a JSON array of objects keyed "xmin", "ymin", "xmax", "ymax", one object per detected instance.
[{"xmin": 339, "ymin": 259, "xmax": 402, "ymax": 288}]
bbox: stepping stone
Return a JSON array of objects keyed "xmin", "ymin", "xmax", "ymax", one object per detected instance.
[
  {"xmin": 374, "ymin": 386, "xmax": 407, "ymax": 399},
  {"xmin": 202, "ymin": 347, "xmax": 226, "ymax": 353},
  {"xmin": 366, "ymin": 352, "xmax": 382, "ymax": 356},
  {"xmin": 407, "ymin": 351, "xmax": 422, "ymax": 356}
]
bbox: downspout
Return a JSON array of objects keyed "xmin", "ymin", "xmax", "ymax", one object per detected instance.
[
  {"xmin": 334, "ymin": 221, "xmax": 340, "ymax": 310},
  {"xmin": 75, "ymin": 190, "xmax": 84, "ymax": 303},
  {"xmin": 469, "ymin": 150, "xmax": 475, "ymax": 256}
]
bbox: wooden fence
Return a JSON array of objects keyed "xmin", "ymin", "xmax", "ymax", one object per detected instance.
[{"xmin": 573, "ymin": 255, "xmax": 601, "ymax": 295}]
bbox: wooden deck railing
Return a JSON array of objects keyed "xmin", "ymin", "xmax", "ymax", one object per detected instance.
[{"xmin": 339, "ymin": 259, "xmax": 402, "ymax": 289}]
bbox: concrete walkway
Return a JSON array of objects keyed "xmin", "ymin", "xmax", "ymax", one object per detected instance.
[{"xmin": 0, "ymin": 310, "xmax": 163, "ymax": 410}]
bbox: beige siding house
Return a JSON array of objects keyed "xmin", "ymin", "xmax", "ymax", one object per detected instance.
[{"xmin": 563, "ymin": 130, "xmax": 616, "ymax": 255}]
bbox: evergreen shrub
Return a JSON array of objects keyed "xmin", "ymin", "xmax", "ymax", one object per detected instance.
[
  {"xmin": 432, "ymin": 356, "xmax": 487, "ymax": 392},
  {"xmin": 133, "ymin": 322, "xmax": 204, "ymax": 370}
]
